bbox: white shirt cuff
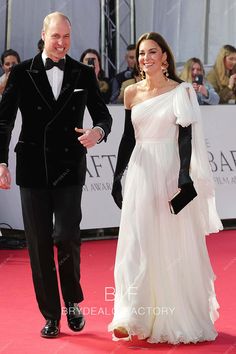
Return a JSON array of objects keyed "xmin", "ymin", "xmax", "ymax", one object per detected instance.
[{"xmin": 93, "ymin": 126, "xmax": 105, "ymax": 143}]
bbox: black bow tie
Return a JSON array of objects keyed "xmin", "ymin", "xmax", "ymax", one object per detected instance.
[{"xmin": 45, "ymin": 58, "xmax": 65, "ymax": 71}]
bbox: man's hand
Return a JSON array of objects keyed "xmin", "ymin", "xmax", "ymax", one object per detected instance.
[
  {"xmin": 75, "ymin": 127, "xmax": 102, "ymax": 148},
  {"xmin": 0, "ymin": 165, "xmax": 11, "ymax": 189}
]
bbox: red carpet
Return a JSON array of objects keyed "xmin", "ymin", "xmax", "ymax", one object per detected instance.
[{"xmin": 0, "ymin": 230, "xmax": 235, "ymax": 353}]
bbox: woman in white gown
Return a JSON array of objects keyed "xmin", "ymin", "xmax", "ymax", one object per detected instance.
[{"xmin": 108, "ymin": 32, "xmax": 222, "ymax": 344}]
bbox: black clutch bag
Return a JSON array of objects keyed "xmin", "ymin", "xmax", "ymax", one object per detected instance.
[{"xmin": 169, "ymin": 184, "xmax": 197, "ymax": 215}]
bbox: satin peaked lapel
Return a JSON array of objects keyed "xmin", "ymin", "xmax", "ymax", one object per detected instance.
[{"xmin": 26, "ymin": 54, "xmax": 55, "ymax": 110}]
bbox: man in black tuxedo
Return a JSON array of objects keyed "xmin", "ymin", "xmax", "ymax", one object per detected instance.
[{"xmin": 0, "ymin": 12, "xmax": 112, "ymax": 338}]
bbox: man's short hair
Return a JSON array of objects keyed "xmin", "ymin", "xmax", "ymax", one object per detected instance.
[
  {"xmin": 127, "ymin": 44, "xmax": 135, "ymax": 51},
  {"xmin": 43, "ymin": 12, "xmax": 71, "ymax": 32}
]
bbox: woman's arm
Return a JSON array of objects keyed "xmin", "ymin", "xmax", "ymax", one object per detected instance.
[
  {"xmin": 111, "ymin": 85, "xmax": 136, "ymax": 208},
  {"xmin": 178, "ymin": 124, "xmax": 193, "ymax": 188},
  {"xmin": 111, "ymin": 108, "xmax": 135, "ymax": 208}
]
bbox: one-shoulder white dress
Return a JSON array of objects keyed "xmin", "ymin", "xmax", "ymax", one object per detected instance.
[{"xmin": 108, "ymin": 83, "xmax": 222, "ymax": 344}]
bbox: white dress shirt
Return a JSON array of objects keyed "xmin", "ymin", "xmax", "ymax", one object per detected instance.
[{"xmin": 42, "ymin": 51, "xmax": 64, "ymax": 100}]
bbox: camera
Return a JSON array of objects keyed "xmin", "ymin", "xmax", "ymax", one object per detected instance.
[
  {"xmin": 193, "ymin": 74, "xmax": 203, "ymax": 85},
  {"xmin": 124, "ymin": 68, "xmax": 133, "ymax": 79},
  {"xmin": 87, "ymin": 58, "xmax": 95, "ymax": 67}
]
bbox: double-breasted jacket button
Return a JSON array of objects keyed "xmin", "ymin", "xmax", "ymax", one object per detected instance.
[
  {"xmin": 37, "ymin": 106, "xmax": 42, "ymax": 110},
  {"xmin": 64, "ymin": 148, "xmax": 69, "ymax": 152},
  {"xmin": 72, "ymin": 106, "xmax": 76, "ymax": 111}
]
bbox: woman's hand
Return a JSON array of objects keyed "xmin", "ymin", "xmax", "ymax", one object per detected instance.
[
  {"xmin": 228, "ymin": 73, "xmax": 236, "ymax": 89},
  {"xmin": 192, "ymin": 82, "xmax": 199, "ymax": 93},
  {"xmin": 197, "ymin": 84, "xmax": 208, "ymax": 97},
  {"xmin": 193, "ymin": 82, "xmax": 208, "ymax": 97}
]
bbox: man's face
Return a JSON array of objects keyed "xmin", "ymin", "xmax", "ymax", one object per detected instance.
[
  {"xmin": 42, "ymin": 16, "xmax": 71, "ymax": 61},
  {"xmin": 126, "ymin": 49, "xmax": 136, "ymax": 69}
]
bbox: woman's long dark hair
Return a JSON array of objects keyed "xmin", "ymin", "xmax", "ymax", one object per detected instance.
[
  {"xmin": 136, "ymin": 32, "xmax": 182, "ymax": 83},
  {"xmin": 1, "ymin": 49, "xmax": 21, "ymax": 65}
]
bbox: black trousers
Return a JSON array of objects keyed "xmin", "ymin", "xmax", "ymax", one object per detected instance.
[{"xmin": 20, "ymin": 185, "xmax": 84, "ymax": 320}]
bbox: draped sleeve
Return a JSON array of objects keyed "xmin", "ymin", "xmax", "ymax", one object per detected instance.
[
  {"xmin": 173, "ymin": 82, "xmax": 222, "ymax": 234},
  {"xmin": 173, "ymin": 82, "xmax": 199, "ymax": 127}
]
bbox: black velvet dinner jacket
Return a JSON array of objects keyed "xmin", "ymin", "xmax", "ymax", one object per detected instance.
[{"xmin": 0, "ymin": 53, "xmax": 112, "ymax": 188}]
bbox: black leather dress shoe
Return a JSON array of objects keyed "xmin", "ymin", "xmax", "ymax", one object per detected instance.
[
  {"xmin": 40, "ymin": 319, "xmax": 60, "ymax": 338},
  {"xmin": 65, "ymin": 302, "xmax": 85, "ymax": 332}
]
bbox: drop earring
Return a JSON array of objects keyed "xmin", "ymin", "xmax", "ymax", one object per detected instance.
[
  {"xmin": 161, "ymin": 60, "xmax": 169, "ymax": 79},
  {"xmin": 139, "ymin": 68, "xmax": 145, "ymax": 80}
]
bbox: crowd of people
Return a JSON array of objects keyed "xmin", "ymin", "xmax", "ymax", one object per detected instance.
[{"xmin": 1, "ymin": 42, "xmax": 236, "ymax": 105}]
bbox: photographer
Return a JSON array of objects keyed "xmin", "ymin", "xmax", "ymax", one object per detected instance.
[
  {"xmin": 80, "ymin": 48, "xmax": 110, "ymax": 104},
  {"xmin": 116, "ymin": 65, "xmax": 141, "ymax": 104},
  {"xmin": 0, "ymin": 49, "xmax": 21, "ymax": 101},
  {"xmin": 109, "ymin": 44, "xmax": 136, "ymax": 103},
  {"xmin": 180, "ymin": 57, "xmax": 219, "ymax": 105}
]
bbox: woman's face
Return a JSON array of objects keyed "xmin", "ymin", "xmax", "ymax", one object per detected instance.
[
  {"xmin": 191, "ymin": 62, "xmax": 202, "ymax": 80},
  {"xmin": 138, "ymin": 39, "xmax": 166, "ymax": 76},
  {"xmin": 83, "ymin": 53, "xmax": 100, "ymax": 77},
  {"xmin": 2, "ymin": 55, "xmax": 19, "ymax": 74},
  {"xmin": 224, "ymin": 53, "xmax": 236, "ymax": 71}
]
